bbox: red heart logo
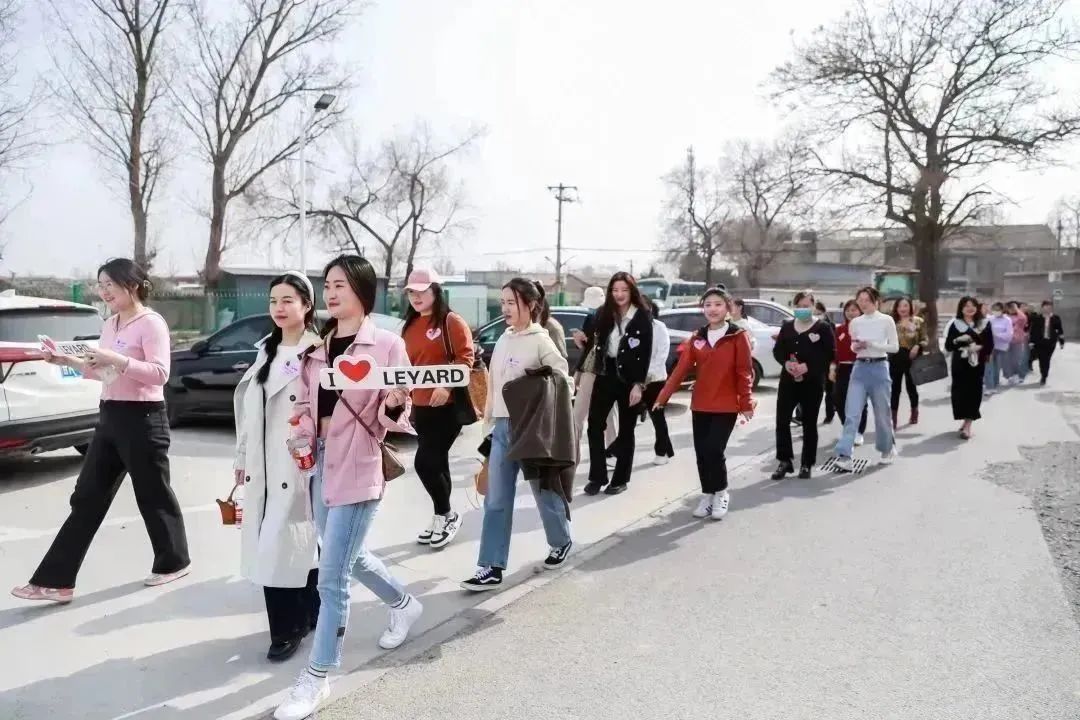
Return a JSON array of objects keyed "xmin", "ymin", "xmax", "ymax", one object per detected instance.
[{"xmin": 338, "ymin": 358, "xmax": 372, "ymax": 382}]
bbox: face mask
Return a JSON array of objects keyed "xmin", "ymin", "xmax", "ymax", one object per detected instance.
[
  {"xmin": 992, "ymin": 311, "xmax": 1002, "ymax": 317},
  {"xmin": 793, "ymin": 308, "xmax": 813, "ymax": 322}
]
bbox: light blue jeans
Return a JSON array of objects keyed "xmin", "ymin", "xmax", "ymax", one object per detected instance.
[
  {"xmin": 309, "ymin": 440, "xmax": 405, "ymax": 672},
  {"xmin": 478, "ymin": 418, "xmax": 572, "ymax": 570},
  {"xmin": 985, "ymin": 349, "xmax": 1008, "ymax": 390},
  {"xmin": 835, "ymin": 360, "xmax": 894, "ymax": 458}
]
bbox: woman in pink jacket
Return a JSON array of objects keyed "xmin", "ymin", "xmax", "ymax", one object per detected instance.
[{"xmin": 274, "ymin": 255, "xmax": 421, "ymax": 720}]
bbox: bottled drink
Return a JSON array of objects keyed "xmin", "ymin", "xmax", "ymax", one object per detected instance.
[
  {"xmin": 288, "ymin": 417, "xmax": 315, "ymax": 473},
  {"xmin": 789, "ymin": 354, "xmax": 804, "ymax": 382}
]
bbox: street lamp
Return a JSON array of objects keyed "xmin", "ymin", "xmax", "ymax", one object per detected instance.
[{"xmin": 299, "ymin": 93, "xmax": 336, "ymax": 274}]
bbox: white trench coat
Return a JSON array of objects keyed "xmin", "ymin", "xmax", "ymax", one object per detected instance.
[{"xmin": 233, "ymin": 332, "xmax": 320, "ymax": 588}]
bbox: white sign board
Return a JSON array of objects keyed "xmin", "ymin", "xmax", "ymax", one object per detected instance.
[{"xmin": 319, "ymin": 354, "xmax": 470, "ymax": 390}]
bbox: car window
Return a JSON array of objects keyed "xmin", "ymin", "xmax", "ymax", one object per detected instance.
[
  {"xmin": 746, "ymin": 305, "xmax": 788, "ymax": 327},
  {"xmin": 664, "ymin": 312, "xmax": 702, "ymax": 332},
  {"xmin": 552, "ymin": 312, "xmax": 586, "ymax": 334},
  {"xmin": 208, "ymin": 317, "xmax": 272, "ymax": 352},
  {"xmin": 0, "ymin": 308, "xmax": 102, "ymax": 342},
  {"xmin": 476, "ymin": 320, "xmax": 508, "ymax": 345}
]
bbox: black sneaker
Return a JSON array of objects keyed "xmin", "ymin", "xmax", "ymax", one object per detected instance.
[
  {"xmin": 603, "ymin": 483, "xmax": 628, "ymax": 496},
  {"xmin": 583, "ymin": 481, "xmax": 604, "ymax": 496},
  {"xmin": 798, "ymin": 466, "xmax": 812, "ymax": 479},
  {"xmin": 460, "ymin": 566, "xmax": 503, "ymax": 592},
  {"xmin": 771, "ymin": 461, "xmax": 794, "ymax": 480},
  {"xmin": 543, "ymin": 541, "xmax": 573, "ymax": 570}
]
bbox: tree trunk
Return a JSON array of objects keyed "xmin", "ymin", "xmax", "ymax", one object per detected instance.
[
  {"xmin": 382, "ymin": 250, "xmax": 393, "ymax": 281},
  {"xmin": 703, "ymin": 247, "xmax": 713, "ymax": 287},
  {"xmin": 204, "ymin": 164, "xmax": 227, "ymax": 290},
  {"xmin": 913, "ymin": 224, "xmax": 942, "ymax": 351},
  {"xmin": 132, "ymin": 197, "xmax": 149, "ymax": 269},
  {"xmin": 130, "ymin": 67, "xmax": 149, "ymax": 270}
]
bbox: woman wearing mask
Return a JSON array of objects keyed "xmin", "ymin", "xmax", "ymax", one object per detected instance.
[
  {"xmin": 460, "ymin": 279, "xmax": 573, "ymax": 592},
  {"xmin": 655, "ymin": 288, "xmax": 753, "ymax": 519},
  {"xmin": 275, "ymin": 256, "xmax": 420, "ymax": 720},
  {"xmin": 233, "ymin": 272, "xmax": 321, "ymax": 662},
  {"xmin": 986, "ymin": 302, "xmax": 1014, "ymax": 394},
  {"xmin": 581, "ymin": 272, "xmax": 653, "ymax": 497},
  {"xmin": 834, "ymin": 286, "xmax": 899, "ymax": 472},
  {"xmin": 770, "ymin": 291, "xmax": 835, "ymax": 480},
  {"xmin": 888, "ymin": 296, "xmax": 927, "ymax": 428},
  {"xmin": 830, "ymin": 300, "xmax": 869, "ymax": 447},
  {"xmin": 945, "ymin": 297, "xmax": 993, "ymax": 440},
  {"xmin": 642, "ymin": 298, "xmax": 674, "ymax": 466},
  {"xmin": 12, "ymin": 259, "xmax": 190, "ymax": 604},
  {"xmin": 1005, "ymin": 301, "xmax": 1029, "ymax": 385},
  {"xmin": 402, "ymin": 268, "xmax": 474, "ymax": 549}
]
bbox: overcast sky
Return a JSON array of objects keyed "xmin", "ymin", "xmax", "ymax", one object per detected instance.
[{"xmin": 4, "ymin": 0, "xmax": 1080, "ymax": 279}]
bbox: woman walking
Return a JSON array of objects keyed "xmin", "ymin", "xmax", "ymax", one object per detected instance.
[
  {"xmin": 770, "ymin": 291, "xmax": 835, "ymax": 480},
  {"xmin": 275, "ymin": 255, "xmax": 421, "ymax": 720},
  {"xmin": 571, "ymin": 287, "xmax": 618, "ymax": 454},
  {"xmin": 12, "ymin": 259, "xmax": 190, "ymax": 604},
  {"xmin": 834, "ymin": 286, "xmax": 899, "ymax": 472},
  {"xmin": 945, "ymin": 297, "xmax": 993, "ymax": 439},
  {"xmin": 1005, "ymin": 301, "xmax": 1029, "ymax": 384},
  {"xmin": 460, "ymin": 279, "xmax": 573, "ymax": 592},
  {"xmin": 642, "ymin": 298, "xmax": 674, "ymax": 466},
  {"xmin": 814, "ymin": 301, "xmax": 836, "ymax": 423},
  {"xmin": 402, "ymin": 268, "xmax": 474, "ymax": 549},
  {"xmin": 655, "ymin": 288, "xmax": 754, "ymax": 519},
  {"xmin": 986, "ymin": 302, "xmax": 1013, "ymax": 394},
  {"xmin": 831, "ymin": 300, "xmax": 869, "ymax": 447},
  {"xmin": 233, "ymin": 272, "xmax": 321, "ymax": 662},
  {"xmin": 581, "ymin": 272, "xmax": 653, "ymax": 497},
  {"xmin": 888, "ymin": 296, "xmax": 928, "ymax": 428}
]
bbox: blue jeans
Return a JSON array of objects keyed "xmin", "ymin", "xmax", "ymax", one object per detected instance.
[
  {"xmin": 1007, "ymin": 343, "xmax": 1026, "ymax": 380},
  {"xmin": 309, "ymin": 440, "xmax": 405, "ymax": 672},
  {"xmin": 477, "ymin": 418, "xmax": 572, "ymax": 570},
  {"xmin": 986, "ymin": 349, "xmax": 1008, "ymax": 390},
  {"xmin": 835, "ymin": 360, "xmax": 894, "ymax": 458}
]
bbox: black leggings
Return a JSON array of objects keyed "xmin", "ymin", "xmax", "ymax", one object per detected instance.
[
  {"xmin": 642, "ymin": 381, "xmax": 674, "ymax": 458},
  {"xmin": 834, "ymin": 364, "xmax": 868, "ymax": 434},
  {"xmin": 692, "ymin": 411, "xmax": 737, "ymax": 493},
  {"xmin": 412, "ymin": 404, "xmax": 463, "ymax": 516},
  {"xmin": 31, "ymin": 401, "xmax": 190, "ymax": 589},
  {"xmin": 889, "ymin": 350, "xmax": 919, "ymax": 412},
  {"xmin": 776, "ymin": 378, "xmax": 824, "ymax": 468}
]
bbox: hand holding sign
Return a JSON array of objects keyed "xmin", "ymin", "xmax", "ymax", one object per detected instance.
[{"xmin": 320, "ymin": 353, "xmax": 470, "ymax": 391}]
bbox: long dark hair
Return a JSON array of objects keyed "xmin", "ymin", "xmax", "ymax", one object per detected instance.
[
  {"xmin": 402, "ymin": 283, "xmax": 450, "ymax": 335},
  {"xmin": 257, "ymin": 274, "xmax": 316, "ymax": 385},
  {"xmin": 97, "ymin": 258, "xmax": 152, "ymax": 302},
  {"xmin": 534, "ymin": 280, "xmax": 551, "ymax": 326},
  {"xmin": 890, "ymin": 295, "xmax": 914, "ymax": 321},
  {"xmin": 956, "ymin": 295, "xmax": 983, "ymax": 325},
  {"xmin": 595, "ymin": 271, "xmax": 649, "ymax": 342},
  {"xmin": 503, "ymin": 277, "xmax": 543, "ymax": 322},
  {"xmin": 321, "ymin": 254, "xmax": 377, "ymax": 340},
  {"xmin": 841, "ymin": 298, "xmax": 860, "ymax": 323}
]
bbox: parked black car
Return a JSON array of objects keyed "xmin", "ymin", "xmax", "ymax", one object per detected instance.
[
  {"xmin": 166, "ymin": 311, "xmax": 403, "ymax": 427},
  {"xmin": 473, "ymin": 307, "xmax": 690, "ymax": 377}
]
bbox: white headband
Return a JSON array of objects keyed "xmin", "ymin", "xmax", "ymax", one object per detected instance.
[{"xmin": 282, "ymin": 270, "xmax": 315, "ymax": 301}]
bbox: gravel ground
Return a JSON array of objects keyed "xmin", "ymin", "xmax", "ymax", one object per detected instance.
[{"xmin": 981, "ymin": 390, "xmax": 1080, "ymax": 628}]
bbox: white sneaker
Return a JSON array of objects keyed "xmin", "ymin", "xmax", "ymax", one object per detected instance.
[
  {"xmin": 880, "ymin": 446, "xmax": 899, "ymax": 465},
  {"xmin": 653, "ymin": 455, "xmax": 670, "ymax": 466},
  {"xmin": 854, "ymin": 433, "xmax": 865, "ymax": 447},
  {"xmin": 835, "ymin": 456, "xmax": 855, "ymax": 473},
  {"xmin": 692, "ymin": 494, "xmax": 713, "ymax": 518},
  {"xmin": 274, "ymin": 671, "xmax": 330, "ymax": 720},
  {"xmin": 378, "ymin": 595, "xmax": 423, "ymax": 650},
  {"xmin": 429, "ymin": 512, "xmax": 461, "ymax": 549},
  {"xmin": 144, "ymin": 567, "xmax": 190, "ymax": 587},
  {"xmin": 417, "ymin": 516, "xmax": 436, "ymax": 545},
  {"xmin": 710, "ymin": 491, "xmax": 730, "ymax": 520}
]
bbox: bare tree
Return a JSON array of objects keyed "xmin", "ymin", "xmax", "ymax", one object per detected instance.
[
  {"xmin": 176, "ymin": 0, "xmax": 355, "ymax": 288},
  {"xmin": 772, "ymin": 0, "xmax": 1080, "ymax": 334},
  {"xmin": 1049, "ymin": 195, "xmax": 1080, "ymax": 248},
  {"xmin": 659, "ymin": 146, "xmax": 731, "ymax": 286},
  {"xmin": 47, "ymin": 0, "xmax": 175, "ymax": 269},
  {"xmin": 0, "ymin": 0, "xmax": 37, "ymax": 238}
]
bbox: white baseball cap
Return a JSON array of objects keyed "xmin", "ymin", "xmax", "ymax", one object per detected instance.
[{"xmin": 581, "ymin": 286, "xmax": 605, "ymax": 310}]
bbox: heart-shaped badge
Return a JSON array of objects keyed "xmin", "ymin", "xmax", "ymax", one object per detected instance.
[
  {"xmin": 282, "ymin": 359, "xmax": 300, "ymax": 377},
  {"xmin": 693, "ymin": 339, "xmax": 707, "ymax": 350},
  {"xmin": 338, "ymin": 357, "xmax": 372, "ymax": 382},
  {"xmin": 627, "ymin": 337, "xmax": 640, "ymax": 349},
  {"xmin": 809, "ymin": 333, "xmax": 820, "ymax": 343},
  {"xmin": 426, "ymin": 327, "xmax": 442, "ymax": 341}
]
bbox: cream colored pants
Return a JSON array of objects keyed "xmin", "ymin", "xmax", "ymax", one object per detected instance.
[{"xmin": 574, "ymin": 371, "xmax": 618, "ymax": 453}]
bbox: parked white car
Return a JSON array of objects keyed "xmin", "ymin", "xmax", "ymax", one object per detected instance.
[
  {"xmin": 658, "ymin": 307, "xmax": 785, "ymax": 388},
  {"xmin": 0, "ymin": 290, "xmax": 102, "ymax": 457}
]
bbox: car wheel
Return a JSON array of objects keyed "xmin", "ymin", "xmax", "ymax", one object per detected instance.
[
  {"xmin": 752, "ymin": 360, "xmax": 763, "ymax": 390},
  {"xmin": 74, "ymin": 444, "xmax": 89, "ymax": 455}
]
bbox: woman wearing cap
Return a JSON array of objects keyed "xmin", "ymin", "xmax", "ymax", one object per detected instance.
[
  {"xmin": 232, "ymin": 271, "xmax": 322, "ymax": 662},
  {"xmin": 402, "ymin": 268, "xmax": 474, "ymax": 549},
  {"xmin": 571, "ymin": 286, "xmax": 618, "ymax": 456}
]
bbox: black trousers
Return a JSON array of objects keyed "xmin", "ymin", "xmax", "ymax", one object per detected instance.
[
  {"xmin": 588, "ymin": 366, "xmax": 641, "ymax": 487},
  {"xmin": 691, "ymin": 411, "xmax": 737, "ymax": 493},
  {"xmin": 412, "ymin": 404, "xmax": 463, "ymax": 516},
  {"xmin": 888, "ymin": 350, "xmax": 919, "ymax": 412},
  {"xmin": 31, "ymin": 401, "xmax": 190, "ymax": 589},
  {"xmin": 264, "ymin": 568, "xmax": 320, "ymax": 642},
  {"xmin": 823, "ymin": 377, "xmax": 836, "ymax": 421},
  {"xmin": 642, "ymin": 381, "xmax": 674, "ymax": 458},
  {"xmin": 776, "ymin": 378, "xmax": 824, "ymax": 468},
  {"xmin": 834, "ymin": 364, "xmax": 868, "ymax": 434},
  {"xmin": 1035, "ymin": 342, "xmax": 1057, "ymax": 381}
]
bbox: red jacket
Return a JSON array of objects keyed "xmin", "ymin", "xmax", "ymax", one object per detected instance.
[
  {"xmin": 657, "ymin": 322, "xmax": 754, "ymax": 414},
  {"xmin": 834, "ymin": 322, "xmax": 857, "ymax": 363}
]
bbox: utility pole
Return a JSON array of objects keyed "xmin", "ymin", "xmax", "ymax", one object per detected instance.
[{"xmin": 547, "ymin": 183, "xmax": 578, "ymax": 303}]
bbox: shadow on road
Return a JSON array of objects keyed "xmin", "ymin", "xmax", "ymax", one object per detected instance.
[{"xmin": 0, "ymin": 454, "xmax": 84, "ymax": 495}]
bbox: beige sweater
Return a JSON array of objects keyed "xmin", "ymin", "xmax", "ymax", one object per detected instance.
[{"xmin": 484, "ymin": 322, "xmax": 571, "ymax": 436}]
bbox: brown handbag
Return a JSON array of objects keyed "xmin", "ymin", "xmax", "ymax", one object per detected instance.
[
  {"xmin": 217, "ymin": 485, "xmax": 239, "ymax": 525},
  {"xmin": 441, "ymin": 316, "xmax": 488, "ymax": 421},
  {"xmin": 338, "ymin": 393, "xmax": 406, "ymax": 482},
  {"xmin": 474, "ymin": 459, "xmax": 489, "ymax": 496}
]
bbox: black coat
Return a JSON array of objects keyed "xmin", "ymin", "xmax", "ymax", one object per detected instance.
[
  {"xmin": 584, "ymin": 307, "xmax": 653, "ymax": 385},
  {"xmin": 1029, "ymin": 313, "xmax": 1065, "ymax": 347}
]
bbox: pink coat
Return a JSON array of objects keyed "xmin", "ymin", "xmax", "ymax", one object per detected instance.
[{"xmin": 293, "ymin": 318, "xmax": 414, "ymax": 507}]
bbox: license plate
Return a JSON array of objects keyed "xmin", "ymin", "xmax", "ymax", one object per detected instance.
[{"xmin": 60, "ymin": 366, "xmax": 82, "ymax": 379}]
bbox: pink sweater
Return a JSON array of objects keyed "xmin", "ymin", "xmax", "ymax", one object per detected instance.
[{"xmin": 85, "ymin": 310, "xmax": 171, "ymax": 402}]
